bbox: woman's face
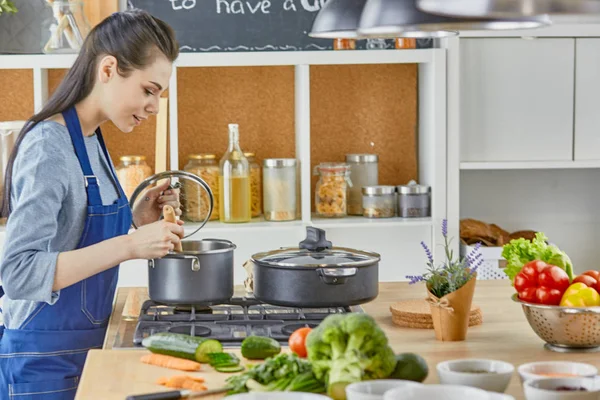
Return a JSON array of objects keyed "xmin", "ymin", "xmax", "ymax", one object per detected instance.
[{"xmin": 99, "ymin": 53, "xmax": 172, "ymax": 133}]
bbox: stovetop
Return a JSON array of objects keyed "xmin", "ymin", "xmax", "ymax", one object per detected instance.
[{"xmin": 112, "ymin": 296, "xmax": 363, "ymax": 349}]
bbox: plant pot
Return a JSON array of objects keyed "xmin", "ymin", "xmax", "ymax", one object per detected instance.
[{"xmin": 427, "ymin": 274, "xmax": 477, "ymax": 341}]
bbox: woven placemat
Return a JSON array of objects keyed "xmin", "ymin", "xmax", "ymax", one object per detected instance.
[{"xmin": 390, "ymin": 299, "xmax": 483, "ymax": 329}]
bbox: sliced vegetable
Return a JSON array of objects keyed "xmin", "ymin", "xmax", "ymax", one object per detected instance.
[
  {"xmin": 140, "ymin": 353, "xmax": 201, "ymax": 371},
  {"xmin": 142, "ymin": 332, "xmax": 222, "ymax": 363},
  {"xmin": 241, "ymin": 336, "xmax": 281, "ymax": 360},
  {"xmin": 289, "ymin": 327, "xmax": 311, "ymax": 358},
  {"xmin": 156, "ymin": 375, "xmax": 207, "ymax": 391},
  {"xmin": 560, "ymin": 283, "xmax": 600, "ymax": 307},
  {"xmin": 215, "ymin": 365, "xmax": 245, "ymax": 373},
  {"xmin": 207, "ymin": 352, "xmax": 240, "ymax": 368}
]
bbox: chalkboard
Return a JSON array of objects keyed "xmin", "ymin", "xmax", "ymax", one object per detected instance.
[{"xmin": 127, "ymin": 0, "xmax": 432, "ymax": 52}]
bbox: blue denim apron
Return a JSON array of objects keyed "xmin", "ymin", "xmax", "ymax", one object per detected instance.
[{"xmin": 0, "ymin": 106, "xmax": 132, "ymax": 399}]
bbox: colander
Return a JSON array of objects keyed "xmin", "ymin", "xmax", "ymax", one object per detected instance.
[{"xmin": 512, "ymin": 294, "xmax": 600, "ymax": 353}]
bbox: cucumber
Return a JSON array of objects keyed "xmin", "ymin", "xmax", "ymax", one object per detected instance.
[
  {"xmin": 215, "ymin": 365, "xmax": 245, "ymax": 373},
  {"xmin": 207, "ymin": 352, "xmax": 240, "ymax": 368},
  {"xmin": 240, "ymin": 336, "xmax": 281, "ymax": 360},
  {"xmin": 142, "ymin": 332, "xmax": 222, "ymax": 363}
]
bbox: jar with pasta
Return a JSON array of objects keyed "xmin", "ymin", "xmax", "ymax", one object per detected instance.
[
  {"xmin": 183, "ymin": 154, "xmax": 219, "ymax": 222},
  {"xmin": 314, "ymin": 163, "xmax": 351, "ymax": 218},
  {"xmin": 244, "ymin": 152, "xmax": 262, "ymax": 218},
  {"xmin": 116, "ymin": 155, "xmax": 153, "ymax": 200}
]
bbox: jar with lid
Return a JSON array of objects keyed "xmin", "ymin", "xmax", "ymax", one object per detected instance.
[
  {"xmin": 346, "ymin": 154, "xmax": 378, "ymax": 215},
  {"xmin": 116, "ymin": 155, "xmax": 153, "ymax": 199},
  {"xmin": 333, "ymin": 38, "xmax": 356, "ymax": 50},
  {"xmin": 263, "ymin": 159, "xmax": 297, "ymax": 221},
  {"xmin": 244, "ymin": 152, "xmax": 262, "ymax": 218},
  {"xmin": 314, "ymin": 163, "xmax": 352, "ymax": 218},
  {"xmin": 396, "ymin": 180, "xmax": 431, "ymax": 218},
  {"xmin": 183, "ymin": 154, "xmax": 220, "ymax": 221},
  {"xmin": 362, "ymin": 186, "xmax": 396, "ymax": 218}
]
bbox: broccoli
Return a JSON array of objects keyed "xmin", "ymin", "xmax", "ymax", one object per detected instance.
[{"xmin": 306, "ymin": 313, "xmax": 397, "ymax": 400}]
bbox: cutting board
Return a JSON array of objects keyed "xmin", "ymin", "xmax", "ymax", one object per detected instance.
[{"xmin": 76, "ymin": 349, "xmax": 279, "ymax": 400}]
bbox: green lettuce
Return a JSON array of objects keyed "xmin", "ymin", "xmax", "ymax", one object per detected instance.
[{"xmin": 502, "ymin": 232, "xmax": 573, "ymax": 283}]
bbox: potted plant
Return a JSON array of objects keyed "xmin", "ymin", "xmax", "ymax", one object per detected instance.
[
  {"xmin": 406, "ymin": 219, "xmax": 483, "ymax": 341},
  {"xmin": 0, "ymin": 0, "xmax": 17, "ymax": 15}
]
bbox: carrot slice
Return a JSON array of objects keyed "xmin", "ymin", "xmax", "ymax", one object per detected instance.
[{"xmin": 140, "ymin": 353, "xmax": 201, "ymax": 371}]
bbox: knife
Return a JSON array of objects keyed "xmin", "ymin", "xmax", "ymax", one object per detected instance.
[{"xmin": 125, "ymin": 386, "xmax": 232, "ymax": 400}]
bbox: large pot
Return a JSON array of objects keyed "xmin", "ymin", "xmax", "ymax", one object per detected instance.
[
  {"xmin": 148, "ymin": 239, "xmax": 236, "ymax": 305},
  {"xmin": 130, "ymin": 170, "xmax": 236, "ymax": 306},
  {"xmin": 251, "ymin": 227, "xmax": 380, "ymax": 308}
]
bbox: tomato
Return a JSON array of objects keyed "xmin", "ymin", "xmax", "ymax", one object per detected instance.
[
  {"xmin": 518, "ymin": 287, "xmax": 538, "ymax": 303},
  {"xmin": 573, "ymin": 274, "xmax": 598, "ymax": 288},
  {"xmin": 581, "ymin": 270, "xmax": 600, "ymax": 281},
  {"xmin": 289, "ymin": 327, "xmax": 312, "ymax": 358},
  {"xmin": 538, "ymin": 265, "xmax": 570, "ymax": 292},
  {"xmin": 522, "ymin": 260, "xmax": 547, "ymax": 280},
  {"xmin": 535, "ymin": 287, "xmax": 563, "ymax": 305}
]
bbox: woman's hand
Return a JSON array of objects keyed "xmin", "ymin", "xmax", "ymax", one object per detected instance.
[
  {"xmin": 127, "ymin": 220, "xmax": 185, "ymax": 259},
  {"xmin": 132, "ymin": 179, "xmax": 182, "ymax": 227}
]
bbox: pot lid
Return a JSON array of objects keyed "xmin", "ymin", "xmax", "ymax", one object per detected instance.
[
  {"xmin": 251, "ymin": 227, "xmax": 380, "ymax": 268},
  {"xmin": 128, "ymin": 170, "xmax": 214, "ymax": 239}
]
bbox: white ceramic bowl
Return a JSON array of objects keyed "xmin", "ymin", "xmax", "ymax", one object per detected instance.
[
  {"xmin": 345, "ymin": 379, "xmax": 422, "ymax": 400},
  {"xmin": 518, "ymin": 362, "xmax": 598, "ymax": 384},
  {"xmin": 384, "ymin": 384, "xmax": 515, "ymax": 400},
  {"xmin": 436, "ymin": 359, "xmax": 515, "ymax": 393},
  {"xmin": 227, "ymin": 393, "xmax": 331, "ymax": 400},
  {"xmin": 523, "ymin": 376, "xmax": 600, "ymax": 400}
]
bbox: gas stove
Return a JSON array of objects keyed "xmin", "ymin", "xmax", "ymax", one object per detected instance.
[{"xmin": 112, "ymin": 296, "xmax": 363, "ymax": 349}]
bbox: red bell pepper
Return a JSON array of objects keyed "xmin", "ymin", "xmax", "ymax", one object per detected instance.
[
  {"xmin": 572, "ymin": 270, "xmax": 600, "ymax": 293},
  {"xmin": 514, "ymin": 260, "xmax": 570, "ymax": 305}
]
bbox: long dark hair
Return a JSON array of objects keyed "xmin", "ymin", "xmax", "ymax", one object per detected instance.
[{"xmin": 0, "ymin": 9, "xmax": 179, "ymax": 218}]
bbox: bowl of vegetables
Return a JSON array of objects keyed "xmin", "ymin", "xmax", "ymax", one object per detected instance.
[{"xmin": 503, "ymin": 234, "xmax": 600, "ymax": 352}]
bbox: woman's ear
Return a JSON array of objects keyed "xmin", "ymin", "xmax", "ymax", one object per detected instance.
[{"xmin": 97, "ymin": 55, "xmax": 118, "ymax": 84}]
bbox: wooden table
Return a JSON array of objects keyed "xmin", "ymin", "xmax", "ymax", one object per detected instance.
[{"xmin": 76, "ymin": 281, "xmax": 600, "ymax": 399}]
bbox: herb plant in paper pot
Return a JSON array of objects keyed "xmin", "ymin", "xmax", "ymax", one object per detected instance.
[{"xmin": 407, "ymin": 219, "xmax": 483, "ymax": 341}]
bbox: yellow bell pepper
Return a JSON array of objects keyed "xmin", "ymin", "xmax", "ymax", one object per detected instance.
[{"xmin": 560, "ymin": 283, "xmax": 600, "ymax": 307}]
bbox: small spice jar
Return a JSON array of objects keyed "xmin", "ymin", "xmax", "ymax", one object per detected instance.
[
  {"xmin": 333, "ymin": 38, "xmax": 356, "ymax": 50},
  {"xmin": 346, "ymin": 154, "xmax": 379, "ymax": 216},
  {"xmin": 362, "ymin": 185, "xmax": 396, "ymax": 218},
  {"xmin": 314, "ymin": 162, "xmax": 352, "ymax": 218},
  {"xmin": 115, "ymin": 155, "xmax": 153, "ymax": 199},
  {"xmin": 263, "ymin": 158, "xmax": 297, "ymax": 222},
  {"xmin": 244, "ymin": 152, "xmax": 262, "ymax": 218},
  {"xmin": 395, "ymin": 38, "xmax": 417, "ymax": 49},
  {"xmin": 396, "ymin": 180, "xmax": 431, "ymax": 218},
  {"xmin": 183, "ymin": 154, "xmax": 220, "ymax": 221}
]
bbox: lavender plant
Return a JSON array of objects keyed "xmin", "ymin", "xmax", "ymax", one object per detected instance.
[{"xmin": 406, "ymin": 219, "xmax": 483, "ymax": 298}]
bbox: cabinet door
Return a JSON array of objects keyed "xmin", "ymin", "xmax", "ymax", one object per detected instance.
[
  {"xmin": 574, "ymin": 39, "xmax": 600, "ymax": 161},
  {"xmin": 460, "ymin": 38, "xmax": 575, "ymax": 162}
]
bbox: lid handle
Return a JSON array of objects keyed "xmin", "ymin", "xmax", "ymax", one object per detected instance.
[{"xmin": 299, "ymin": 227, "xmax": 332, "ymax": 252}]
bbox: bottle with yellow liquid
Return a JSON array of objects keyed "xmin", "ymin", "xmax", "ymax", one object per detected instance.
[{"xmin": 219, "ymin": 124, "xmax": 251, "ymax": 223}]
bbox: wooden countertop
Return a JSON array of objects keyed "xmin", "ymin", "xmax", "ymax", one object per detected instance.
[{"xmin": 77, "ymin": 281, "xmax": 600, "ymax": 399}]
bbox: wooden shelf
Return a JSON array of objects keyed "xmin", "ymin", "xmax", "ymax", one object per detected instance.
[{"xmin": 460, "ymin": 160, "xmax": 600, "ymax": 170}]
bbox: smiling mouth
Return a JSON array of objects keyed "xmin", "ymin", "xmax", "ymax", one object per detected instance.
[{"xmin": 133, "ymin": 115, "xmax": 142, "ymax": 124}]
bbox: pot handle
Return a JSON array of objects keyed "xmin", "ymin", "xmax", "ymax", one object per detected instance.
[
  {"xmin": 317, "ymin": 268, "xmax": 357, "ymax": 285},
  {"xmin": 148, "ymin": 256, "xmax": 200, "ymax": 272}
]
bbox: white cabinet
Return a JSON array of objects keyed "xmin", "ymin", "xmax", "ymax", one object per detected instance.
[
  {"xmin": 460, "ymin": 38, "xmax": 575, "ymax": 162},
  {"xmin": 574, "ymin": 39, "xmax": 600, "ymax": 161}
]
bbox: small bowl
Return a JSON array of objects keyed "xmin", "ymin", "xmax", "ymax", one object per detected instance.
[
  {"xmin": 523, "ymin": 376, "xmax": 600, "ymax": 400},
  {"xmin": 437, "ymin": 359, "xmax": 515, "ymax": 393},
  {"xmin": 345, "ymin": 379, "xmax": 422, "ymax": 400},
  {"xmin": 518, "ymin": 362, "xmax": 598, "ymax": 384},
  {"xmin": 384, "ymin": 384, "xmax": 515, "ymax": 400},
  {"xmin": 227, "ymin": 393, "xmax": 331, "ymax": 400}
]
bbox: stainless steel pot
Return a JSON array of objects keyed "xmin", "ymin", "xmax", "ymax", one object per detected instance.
[
  {"xmin": 251, "ymin": 227, "xmax": 380, "ymax": 307},
  {"xmin": 130, "ymin": 170, "xmax": 237, "ymax": 306},
  {"xmin": 148, "ymin": 239, "xmax": 236, "ymax": 305}
]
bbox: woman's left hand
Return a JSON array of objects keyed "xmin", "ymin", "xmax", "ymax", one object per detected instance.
[{"xmin": 132, "ymin": 179, "xmax": 182, "ymax": 227}]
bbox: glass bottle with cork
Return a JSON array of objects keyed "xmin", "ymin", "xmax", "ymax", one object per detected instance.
[{"xmin": 219, "ymin": 124, "xmax": 251, "ymax": 223}]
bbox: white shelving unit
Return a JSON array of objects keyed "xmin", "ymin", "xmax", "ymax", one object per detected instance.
[
  {"xmin": 460, "ymin": 160, "xmax": 600, "ymax": 170},
  {"xmin": 0, "ymin": 49, "xmax": 448, "ymax": 286}
]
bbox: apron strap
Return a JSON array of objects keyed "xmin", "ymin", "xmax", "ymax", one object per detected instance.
[
  {"xmin": 94, "ymin": 128, "xmax": 127, "ymax": 200},
  {"xmin": 62, "ymin": 107, "xmax": 103, "ymax": 207}
]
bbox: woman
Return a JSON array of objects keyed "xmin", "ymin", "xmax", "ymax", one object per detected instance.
[{"xmin": 0, "ymin": 9, "xmax": 183, "ymax": 399}]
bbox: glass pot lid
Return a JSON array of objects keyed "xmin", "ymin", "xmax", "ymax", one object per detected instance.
[
  {"xmin": 128, "ymin": 170, "xmax": 214, "ymax": 239},
  {"xmin": 251, "ymin": 227, "xmax": 380, "ymax": 268}
]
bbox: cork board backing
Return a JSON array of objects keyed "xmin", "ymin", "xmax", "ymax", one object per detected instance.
[
  {"xmin": 310, "ymin": 64, "xmax": 418, "ymax": 209},
  {"xmin": 0, "ymin": 70, "xmax": 33, "ymax": 121}
]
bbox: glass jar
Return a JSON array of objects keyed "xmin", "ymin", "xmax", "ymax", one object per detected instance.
[
  {"xmin": 314, "ymin": 162, "xmax": 352, "ymax": 218},
  {"xmin": 43, "ymin": 1, "xmax": 91, "ymax": 54},
  {"xmin": 115, "ymin": 155, "xmax": 153, "ymax": 199},
  {"xmin": 396, "ymin": 180, "xmax": 431, "ymax": 218},
  {"xmin": 263, "ymin": 159, "xmax": 297, "ymax": 222},
  {"xmin": 346, "ymin": 154, "xmax": 379, "ymax": 215},
  {"xmin": 362, "ymin": 186, "xmax": 396, "ymax": 218},
  {"xmin": 244, "ymin": 152, "xmax": 262, "ymax": 218},
  {"xmin": 366, "ymin": 38, "xmax": 388, "ymax": 50},
  {"xmin": 333, "ymin": 38, "xmax": 356, "ymax": 50},
  {"xmin": 183, "ymin": 154, "xmax": 220, "ymax": 222}
]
